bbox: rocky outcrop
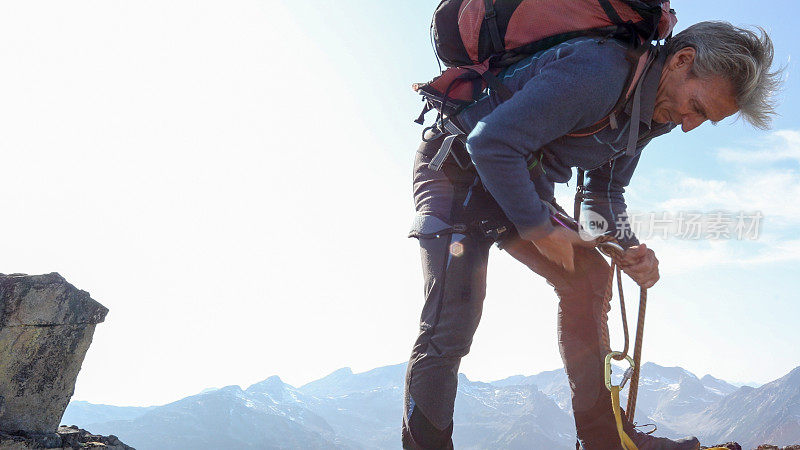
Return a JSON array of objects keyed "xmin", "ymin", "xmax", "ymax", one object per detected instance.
[
  {"xmin": 755, "ymin": 446, "xmax": 800, "ymax": 450},
  {"xmin": 0, "ymin": 426, "xmax": 133, "ymax": 449},
  {"xmin": 0, "ymin": 273, "xmax": 132, "ymax": 449}
]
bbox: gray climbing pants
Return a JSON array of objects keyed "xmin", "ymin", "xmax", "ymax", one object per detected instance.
[{"xmin": 402, "ymin": 136, "xmax": 622, "ymax": 449}]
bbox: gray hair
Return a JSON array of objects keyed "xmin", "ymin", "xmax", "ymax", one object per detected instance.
[{"xmin": 664, "ymin": 21, "xmax": 783, "ymax": 129}]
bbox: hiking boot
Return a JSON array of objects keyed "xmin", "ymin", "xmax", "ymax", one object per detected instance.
[
  {"xmin": 623, "ymin": 420, "xmax": 700, "ymax": 450},
  {"xmin": 574, "ymin": 398, "xmax": 700, "ymax": 450}
]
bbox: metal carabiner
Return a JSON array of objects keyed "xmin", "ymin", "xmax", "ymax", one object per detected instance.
[
  {"xmin": 597, "ymin": 240, "xmax": 625, "ymax": 257},
  {"xmin": 605, "ymin": 351, "xmax": 635, "ymax": 392}
]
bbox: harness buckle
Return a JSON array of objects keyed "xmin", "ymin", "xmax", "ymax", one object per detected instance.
[{"xmin": 478, "ymin": 220, "xmax": 509, "ymax": 241}]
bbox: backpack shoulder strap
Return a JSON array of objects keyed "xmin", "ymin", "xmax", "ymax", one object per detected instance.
[
  {"xmin": 567, "ymin": 45, "xmax": 654, "ymax": 139},
  {"xmin": 572, "ymin": 46, "xmax": 659, "ymax": 222}
]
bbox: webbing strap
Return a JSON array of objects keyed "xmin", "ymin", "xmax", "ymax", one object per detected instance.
[
  {"xmin": 611, "ymin": 386, "xmax": 638, "ymax": 450},
  {"xmin": 429, "ymin": 134, "xmax": 459, "ymax": 171},
  {"xmin": 428, "ymin": 119, "xmax": 467, "ymax": 171},
  {"xmin": 442, "ymin": 119, "xmax": 464, "ymax": 135},
  {"xmin": 415, "ymin": 102, "xmax": 433, "ymax": 125},
  {"xmin": 598, "ymin": 0, "xmax": 624, "ymax": 25},
  {"xmin": 483, "ymin": 0, "xmax": 503, "ymax": 55},
  {"xmin": 479, "ymin": 69, "xmax": 512, "ymax": 102},
  {"xmin": 609, "ymin": 112, "xmax": 619, "ymax": 130},
  {"xmin": 625, "ymin": 78, "xmax": 643, "ymax": 157},
  {"xmin": 625, "ymin": 50, "xmax": 658, "ymax": 156}
]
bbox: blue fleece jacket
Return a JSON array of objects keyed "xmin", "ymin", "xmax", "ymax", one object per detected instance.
[{"xmin": 458, "ymin": 37, "xmax": 676, "ymax": 247}]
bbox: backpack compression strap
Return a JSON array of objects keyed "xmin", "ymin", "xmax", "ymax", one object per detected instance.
[{"xmin": 482, "ymin": 0, "xmax": 504, "ymax": 55}]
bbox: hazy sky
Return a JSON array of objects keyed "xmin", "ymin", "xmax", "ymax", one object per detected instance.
[{"xmin": 0, "ymin": 1, "xmax": 797, "ymax": 407}]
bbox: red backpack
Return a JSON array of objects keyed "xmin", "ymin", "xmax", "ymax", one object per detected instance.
[{"xmin": 414, "ymin": 0, "xmax": 678, "ymax": 137}]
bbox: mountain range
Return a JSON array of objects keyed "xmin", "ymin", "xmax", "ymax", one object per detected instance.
[{"xmin": 62, "ymin": 362, "xmax": 800, "ymax": 449}]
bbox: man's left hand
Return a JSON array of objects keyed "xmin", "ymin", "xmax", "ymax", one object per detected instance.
[{"xmin": 615, "ymin": 243, "xmax": 660, "ymax": 289}]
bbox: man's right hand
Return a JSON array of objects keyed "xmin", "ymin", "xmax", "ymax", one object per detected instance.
[{"xmin": 532, "ymin": 225, "xmax": 595, "ymax": 272}]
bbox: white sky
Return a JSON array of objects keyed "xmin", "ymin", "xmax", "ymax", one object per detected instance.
[{"xmin": 1, "ymin": 1, "xmax": 797, "ymax": 406}]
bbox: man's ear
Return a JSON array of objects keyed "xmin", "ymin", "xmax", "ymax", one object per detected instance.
[{"xmin": 671, "ymin": 46, "xmax": 697, "ymax": 71}]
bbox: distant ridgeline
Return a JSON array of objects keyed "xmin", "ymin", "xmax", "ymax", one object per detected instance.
[{"xmin": 63, "ymin": 362, "xmax": 800, "ymax": 450}]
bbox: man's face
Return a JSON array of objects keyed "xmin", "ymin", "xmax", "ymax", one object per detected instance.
[{"xmin": 653, "ymin": 47, "xmax": 739, "ymax": 132}]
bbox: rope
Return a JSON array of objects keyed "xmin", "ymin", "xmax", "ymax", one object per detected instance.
[
  {"xmin": 597, "ymin": 239, "xmax": 647, "ymax": 448},
  {"xmin": 598, "ymin": 240, "xmax": 730, "ymax": 450},
  {"xmin": 626, "ymin": 287, "xmax": 647, "ymax": 418},
  {"xmin": 597, "ymin": 238, "xmax": 632, "ymax": 362},
  {"xmin": 612, "ymin": 262, "xmax": 629, "ymax": 360}
]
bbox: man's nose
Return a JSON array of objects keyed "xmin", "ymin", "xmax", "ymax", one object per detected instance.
[{"xmin": 681, "ymin": 115, "xmax": 706, "ymax": 132}]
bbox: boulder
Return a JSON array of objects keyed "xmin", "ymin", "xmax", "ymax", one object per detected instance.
[{"xmin": 0, "ymin": 273, "xmax": 107, "ymax": 435}]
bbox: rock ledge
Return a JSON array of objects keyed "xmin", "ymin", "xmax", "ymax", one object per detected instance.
[{"xmin": 0, "ymin": 425, "xmax": 133, "ymax": 449}]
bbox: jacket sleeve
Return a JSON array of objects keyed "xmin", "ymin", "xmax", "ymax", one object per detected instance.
[
  {"xmin": 582, "ymin": 152, "xmax": 641, "ymax": 248},
  {"xmin": 465, "ymin": 40, "xmax": 629, "ymax": 242}
]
